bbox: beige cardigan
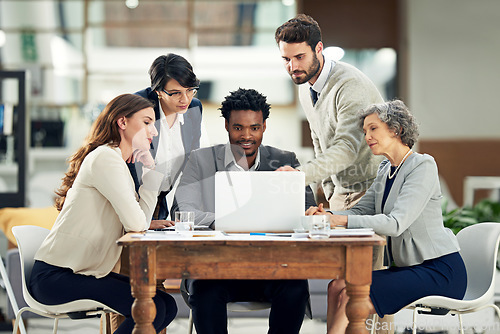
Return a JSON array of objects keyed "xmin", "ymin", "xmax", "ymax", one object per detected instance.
[
  {"xmin": 35, "ymin": 145, "xmax": 163, "ymax": 278},
  {"xmin": 298, "ymin": 60, "xmax": 384, "ymax": 199}
]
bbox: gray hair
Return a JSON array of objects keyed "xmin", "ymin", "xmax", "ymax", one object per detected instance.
[{"xmin": 358, "ymin": 100, "xmax": 419, "ymax": 148}]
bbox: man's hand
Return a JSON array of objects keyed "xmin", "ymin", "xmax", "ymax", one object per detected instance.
[
  {"xmin": 276, "ymin": 165, "xmax": 298, "ymax": 172},
  {"xmin": 305, "ymin": 203, "xmax": 331, "ymax": 216},
  {"xmin": 149, "ymin": 220, "xmax": 175, "ymax": 230}
]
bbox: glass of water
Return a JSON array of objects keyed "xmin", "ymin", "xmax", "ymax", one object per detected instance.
[
  {"xmin": 308, "ymin": 215, "xmax": 330, "ymax": 239},
  {"xmin": 174, "ymin": 211, "xmax": 195, "ymax": 232}
]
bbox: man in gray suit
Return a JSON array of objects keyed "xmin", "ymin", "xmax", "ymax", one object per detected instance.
[
  {"xmin": 173, "ymin": 87, "xmax": 316, "ymax": 227},
  {"xmin": 172, "ymin": 88, "xmax": 314, "ymax": 334}
]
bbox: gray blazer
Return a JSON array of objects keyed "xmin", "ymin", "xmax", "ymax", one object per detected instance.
[
  {"xmin": 340, "ymin": 153, "xmax": 460, "ymax": 267},
  {"xmin": 173, "ymin": 144, "xmax": 317, "ymax": 227}
]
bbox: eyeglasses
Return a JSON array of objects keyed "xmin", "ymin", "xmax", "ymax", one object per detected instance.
[{"xmin": 162, "ymin": 87, "xmax": 199, "ymax": 99}]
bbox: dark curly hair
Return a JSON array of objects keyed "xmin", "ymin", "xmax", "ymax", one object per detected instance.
[
  {"xmin": 219, "ymin": 88, "xmax": 271, "ymax": 121},
  {"xmin": 359, "ymin": 99, "xmax": 419, "ymax": 149},
  {"xmin": 275, "ymin": 14, "xmax": 322, "ymax": 51}
]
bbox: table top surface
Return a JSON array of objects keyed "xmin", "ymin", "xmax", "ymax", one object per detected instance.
[{"xmin": 117, "ymin": 231, "xmax": 386, "ymax": 247}]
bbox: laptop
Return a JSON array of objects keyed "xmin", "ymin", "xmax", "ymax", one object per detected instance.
[{"xmin": 214, "ymin": 171, "xmax": 305, "ymax": 232}]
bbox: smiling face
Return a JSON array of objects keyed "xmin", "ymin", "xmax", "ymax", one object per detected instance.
[
  {"xmin": 122, "ymin": 107, "xmax": 157, "ymax": 151},
  {"xmin": 157, "ymin": 78, "xmax": 197, "ymax": 116},
  {"xmin": 362, "ymin": 113, "xmax": 399, "ymax": 157},
  {"xmin": 278, "ymin": 41, "xmax": 323, "ymax": 85},
  {"xmin": 225, "ymin": 109, "xmax": 266, "ymax": 168}
]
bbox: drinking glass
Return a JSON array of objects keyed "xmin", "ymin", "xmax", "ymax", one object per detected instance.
[
  {"xmin": 175, "ymin": 211, "xmax": 195, "ymax": 232},
  {"xmin": 307, "ymin": 215, "xmax": 330, "ymax": 239}
]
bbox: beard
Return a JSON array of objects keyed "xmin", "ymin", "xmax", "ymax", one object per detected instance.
[
  {"xmin": 290, "ymin": 53, "xmax": 321, "ymax": 85},
  {"xmin": 230, "ymin": 141, "xmax": 258, "ymax": 160}
]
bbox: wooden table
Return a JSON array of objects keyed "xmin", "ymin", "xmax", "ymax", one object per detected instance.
[{"xmin": 117, "ymin": 233, "xmax": 385, "ymax": 334}]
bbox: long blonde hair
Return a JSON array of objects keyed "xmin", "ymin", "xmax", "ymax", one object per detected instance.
[{"xmin": 55, "ymin": 94, "xmax": 154, "ymax": 211}]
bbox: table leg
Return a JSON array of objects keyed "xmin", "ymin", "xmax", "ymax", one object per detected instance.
[
  {"xmin": 129, "ymin": 245, "xmax": 157, "ymax": 334},
  {"xmin": 345, "ymin": 245, "xmax": 373, "ymax": 334}
]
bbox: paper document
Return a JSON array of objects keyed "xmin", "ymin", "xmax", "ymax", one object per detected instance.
[{"xmin": 328, "ymin": 228, "xmax": 374, "ymax": 236}]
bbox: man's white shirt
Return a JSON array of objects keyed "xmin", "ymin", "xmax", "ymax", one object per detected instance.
[
  {"xmin": 224, "ymin": 142, "xmax": 260, "ymax": 171},
  {"xmin": 309, "ymin": 55, "xmax": 335, "ymax": 99}
]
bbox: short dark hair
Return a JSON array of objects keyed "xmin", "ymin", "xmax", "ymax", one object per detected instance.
[
  {"xmin": 359, "ymin": 100, "xmax": 420, "ymax": 149},
  {"xmin": 275, "ymin": 14, "xmax": 322, "ymax": 51},
  {"xmin": 219, "ymin": 88, "xmax": 270, "ymax": 121},
  {"xmin": 149, "ymin": 53, "xmax": 200, "ymax": 92}
]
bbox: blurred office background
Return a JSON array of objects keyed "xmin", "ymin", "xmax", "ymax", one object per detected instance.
[
  {"xmin": 1, "ymin": 0, "xmax": 499, "ymax": 208},
  {"xmin": 0, "ymin": 0, "xmax": 500, "ymax": 332}
]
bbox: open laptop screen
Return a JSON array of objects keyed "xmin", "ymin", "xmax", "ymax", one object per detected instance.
[{"xmin": 214, "ymin": 171, "xmax": 305, "ymax": 232}]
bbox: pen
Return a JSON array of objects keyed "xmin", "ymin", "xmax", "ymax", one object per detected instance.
[{"xmin": 249, "ymin": 233, "xmax": 292, "ymax": 237}]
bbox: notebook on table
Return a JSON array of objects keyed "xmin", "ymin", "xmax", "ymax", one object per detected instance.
[{"xmin": 214, "ymin": 171, "xmax": 305, "ymax": 232}]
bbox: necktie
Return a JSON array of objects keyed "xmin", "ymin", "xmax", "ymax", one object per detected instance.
[{"xmin": 309, "ymin": 87, "xmax": 318, "ymax": 106}]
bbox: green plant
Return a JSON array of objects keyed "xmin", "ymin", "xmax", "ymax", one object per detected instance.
[{"xmin": 442, "ymin": 198, "xmax": 500, "ymax": 235}]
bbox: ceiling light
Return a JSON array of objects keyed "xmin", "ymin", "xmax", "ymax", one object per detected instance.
[
  {"xmin": 125, "ymin": 0, "xmax": 139, "ymax": 9},
  {"xmin": 323, "ymin": 46, "xmax": 345, "ymax": 61}
]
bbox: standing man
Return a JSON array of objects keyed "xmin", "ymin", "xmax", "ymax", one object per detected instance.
[
  {"xmin": 173, "ymin": 88, "xmax": 313, "ymax": 334},
  {"xmin": 275, "ymin": 14, "xmax": 393, "ymax": 334},
  {"xmin": 275, "ymin": 14, "xmax": 384, "ymax": 211}
]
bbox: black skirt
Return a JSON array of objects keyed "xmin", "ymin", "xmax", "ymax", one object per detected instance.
[{"xmin": 370, "ymin": 252, "xmax": 467, "ymax": 317}]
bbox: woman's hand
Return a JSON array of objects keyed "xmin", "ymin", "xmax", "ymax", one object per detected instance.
[
  {"xmin": 305, "ymin": 203, "xmax": 332, "ymax": 216},
  {"xmin": 330, "ymin": 215, "xmax": 348, "ymax": 228},
  {"xmin": 130, "ymin": 149, "xmax": 155, "ymax": 169},
  {"xmin": 304, "ymin": 204, "xmax": 347, "ymax": 227},
  {"xmin": 149, "ymin": 220, "xmax": 175, "ymax": 230}
]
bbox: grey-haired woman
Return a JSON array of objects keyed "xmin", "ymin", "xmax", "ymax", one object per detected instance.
[{"xmin": 307, "ymin": 100, "xmax": 467, "ymax": 334}]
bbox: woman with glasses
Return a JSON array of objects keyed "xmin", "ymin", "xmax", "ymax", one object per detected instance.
[{"xmin": 129, "ymin": 53, "xmax": 203, "ymax": 229}]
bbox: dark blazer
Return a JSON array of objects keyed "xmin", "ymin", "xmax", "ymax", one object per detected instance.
[
  {"xmin": 172, "ymin": 144, "xmax": 317, "ymax": 227},
  {"xmin": 128, "ymin": 87, "xmax": 203, "ymax": 220}
]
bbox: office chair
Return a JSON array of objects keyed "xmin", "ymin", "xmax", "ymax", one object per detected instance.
[
  {"xmin": 12, "ymin": 225, "xmax": 120, "ymax": 334},
  {"xmin": 404, "ymin": 223, "xmax": 500, "ymax": 334}
]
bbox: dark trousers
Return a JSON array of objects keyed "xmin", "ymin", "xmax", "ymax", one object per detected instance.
[
  {"xmin": 187, "ymin": 279, "xmax": 309, "ymax": 334},
  {"xmin": 30, "ymin": 260, "xmax": 177, "ymax": 334}
]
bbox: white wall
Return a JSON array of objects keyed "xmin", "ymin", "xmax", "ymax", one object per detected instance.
[{"xmin": 406, "ymin": 0, "xmax": 500, "ymax": 139}]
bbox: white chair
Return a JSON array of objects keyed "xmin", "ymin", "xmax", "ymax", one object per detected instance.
[
  {"xmin": 187, "ymin": 302, "xmax": 272, "ymax": 334},
  {"xmin": 12, "ymin": 225, "xmax": 119, "ymax": 334},
  {"xmin": 404, "ymin": 222, "xmax": 500, "ymax": 334}
]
